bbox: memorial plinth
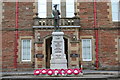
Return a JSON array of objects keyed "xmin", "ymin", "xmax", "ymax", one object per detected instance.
[{"xmin": 50, "ymin": 32, "xmax": 67, "ymax": 69}]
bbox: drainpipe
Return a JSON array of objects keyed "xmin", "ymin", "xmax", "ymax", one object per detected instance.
[
  {"xmin": 14, "ymin": 0, "xmax": 19, "ymax": 69},
  {"xmin": 94, "ymin": 0, "xmax": 99, "ymax": 69}
]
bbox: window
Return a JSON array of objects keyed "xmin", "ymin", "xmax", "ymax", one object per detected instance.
[
  {"xmin": 38, "ymin": 0, "xmax": 75, "ymax": 18},
  {"xmin": 111, "ymin": 0, "xmax": 120, "ymax": 21},
  {"xmin": 66, "ymin": 0, "xmax": 74, "ymax": 17},
  {"xmin": 38, "ymin": 0, "xmax": 47, "ymax": 18},
  {"xmin": 82, "ymin": 39, "xmax": 92, "ymax": 61},
  {"xmin": 21, "ymin": 39, "xmax": 31, "ymax": 61},
  {"xmin": 52, "ymin": 0, "xmax": 61, "ymax": 17},
  {"xmin": 52, "ymin": 0, "xmax": 61, "ymax": 11}
]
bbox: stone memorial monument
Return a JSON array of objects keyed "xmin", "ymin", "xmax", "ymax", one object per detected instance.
[{"xmin": 50, "ymin": 5, "xmax": 67, "ymax": 69}]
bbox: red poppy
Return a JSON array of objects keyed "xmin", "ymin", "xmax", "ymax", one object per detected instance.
[
  {"xmin": 34, "ymin": 69, "xmax": 40, "ymax": 75},
  {"xmin": 54, "ymin": 69, "xmax": 60, "ymax": 75},
  {"xmin": 47, "ymin": 69, "xmax": 54, "ymax": 75},
  {"xmin": 66, "ymin": 69, "xmax": 73, "ymax": 75},
  {"xmin": 59, "ymin": 69, "xmax": 67, "ymax": 75},
  {"xmin": 41, "ymin": 69, "xmax": 47, "ymax": 74},
  {"xmin": 73, "ymin": 68, "xmax": 79, "ymax": 75}
]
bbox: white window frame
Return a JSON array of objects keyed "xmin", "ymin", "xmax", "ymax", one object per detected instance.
[
  {"xmin": 52, "ymin": 0, "xmax": 61, "ymax": 11},
  {"xmin": 82, "ymin": 39, "xmax": 92, "ymax": 61},
  {"xmin": 66, "ymin": 0, "xmax": 75, "ymax": 17},
  {"xmin": 111, "ymin": 0, "xmax": 120, "ymax": 21},
  {"xmin": 38, "ymin": 0, "xmax": 47, "ymax": 18},
  {"xmin": 21, "ymin": 39, "xmax": 31, "ymax": 62},
  {"xmin": 38, "ymin": 0, "xmax": 75, "ymax": 18},
  {"xmin": 52, "ymin": 0, "xmax": 61, "ymax": 18}
]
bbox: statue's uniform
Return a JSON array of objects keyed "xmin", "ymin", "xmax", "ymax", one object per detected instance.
[{"xmin": 52, "ymin": 9, "xmax": 60, "ymax": 27}]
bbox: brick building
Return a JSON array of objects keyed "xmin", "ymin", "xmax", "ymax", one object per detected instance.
[{"xmin": 1, "ymin": 0, "xmax": 119, "ymax": 72}]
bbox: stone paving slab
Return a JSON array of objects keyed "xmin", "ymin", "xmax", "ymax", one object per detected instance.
[
  {"xmin": 0, "ymin": 70, "xmax": 119, "ymax": 80},
  {"xmin": 1, "ymin": 75, "xmax": 119, "ymax": 80},
  {"xmin": 1, "ymin": 70, "xmax": 119, "ymax": 75},
  {"xmin": 1, "ymin": 75, "xmax": 118, "ymax": 78},
  {"xmin": 83, "ymin": 70, "xmax": 119, "ymax": 75}
]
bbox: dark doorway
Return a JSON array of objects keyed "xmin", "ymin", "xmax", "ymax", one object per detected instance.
[
  {"xmin": 64, "ymin": 37, "xmax": 68, "ymax": 67},
  {"xmin": 46, "ymin": 37, "xmax": 52, "ymax": 68},
  {"xmin": 45, "ymin": 37, "xmax": 68, "ymax": 68}
]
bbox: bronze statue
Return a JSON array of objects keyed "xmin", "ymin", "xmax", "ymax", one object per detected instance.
[{"xmin": 52, "ymin": 4, "xmax": 60, "ymax": 31}]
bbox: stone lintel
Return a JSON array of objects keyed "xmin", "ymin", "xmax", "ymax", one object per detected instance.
[{"xmin": 70, "ymin": 41, "xmax": 80, "ymax": 43}]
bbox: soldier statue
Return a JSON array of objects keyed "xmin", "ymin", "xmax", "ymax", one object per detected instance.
[{"xmin": 52, "ymin": 4, "xmax": 60, "ymax": 31}]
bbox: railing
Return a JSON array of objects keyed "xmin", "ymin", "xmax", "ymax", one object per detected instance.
[{"xmin": 33, "ymin": 17, "xmax": 80, "ymax": 26}]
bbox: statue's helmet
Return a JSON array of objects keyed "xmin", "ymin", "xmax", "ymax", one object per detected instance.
[{"xmin": 54, "ymin": 4, "xmax": 57, "ymax": 8}]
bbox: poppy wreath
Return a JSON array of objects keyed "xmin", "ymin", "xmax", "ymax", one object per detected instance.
[
  {"xmin": 59, "ymin": 69, "xmax": 67, "ymax": 75},
  {"xmin": 34, "ymin": 69, "xmax": 41, "ymax": 75},
  {"xmin": 47, "ymin": 69, "xmax": 54, "ymax": 75},
  {"xmin": 54, "ymin": 69, "xmax": 60, "ymax": 75},
  {"xmin": 73, "ymin": 68, "xmax": 80, "ymax": 75},
  {"xmin": 66, "ymin": 69, "xmax": 73, "ymax": 75},
  {"xmin": 41, "ymin": 69, "xmax": 47, "ymax": 74},
  {"xmin": 79, "ymin": 69, "xmax": 82, "ymax": 73}
]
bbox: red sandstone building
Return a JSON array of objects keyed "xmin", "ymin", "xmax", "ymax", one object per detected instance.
[{"xmin": 1, "ymin": 0, "xmax": 120, "ymax": 72}]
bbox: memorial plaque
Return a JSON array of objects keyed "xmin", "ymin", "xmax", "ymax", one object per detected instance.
[
  {"xmin": 50, "ymin": 32, "xmax": 67, "ymax": 69},
  {"xmin": 70, "ymin": 54, "xmax": 79, "ymax": 57},
  {"xmin": 36, "ymin": 54, "xmax": 44, "ymax": 58}
]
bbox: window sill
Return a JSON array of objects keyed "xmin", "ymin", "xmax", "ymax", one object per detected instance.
[
  {"xmin": 20, "ymin": 61, "xmax": 33, "ymax": 64},
  {"xmin": 82, "ymin": 60, "xmax": 92, "ymax": 62}
]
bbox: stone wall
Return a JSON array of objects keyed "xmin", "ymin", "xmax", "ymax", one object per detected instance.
[
  {"xmin": 79, "ymin": 2, "xmax": 118, "ymax": 70},
  {"xmin": 2, "ymin": 2, "xmax": 34, "ymax": 71}
]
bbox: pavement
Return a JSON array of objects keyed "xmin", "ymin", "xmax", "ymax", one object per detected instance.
[{"xmin": 0, "ymin": 70, "xmax": 119, "ymax": 79}]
